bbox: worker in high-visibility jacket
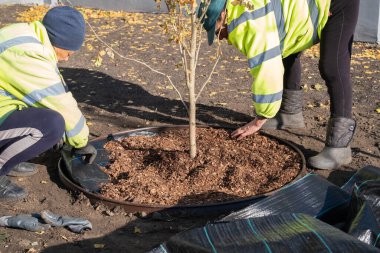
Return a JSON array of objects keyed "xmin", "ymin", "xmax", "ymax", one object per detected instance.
[
  {"xmin": 200, "ymin": 0, "xmax": 359, "ymax": 170},
  {"xmin": 0, "ymin": 6, "xmax": 97, "ymax": 201}
]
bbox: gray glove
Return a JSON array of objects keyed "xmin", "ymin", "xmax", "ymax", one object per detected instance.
[
  {"xmin": 71, "ymin": 143, "xmax": 97, "ymax": 164},
  {"xmin": 41, "ymin": 210, "xmax": 92, "ymax": 234},
  {"xmin": 0, "ymin": 214, "xmax": 50, "ymax": 232}
]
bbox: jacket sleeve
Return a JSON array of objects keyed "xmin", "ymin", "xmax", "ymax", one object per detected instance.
[
  {"xmin": 244, "ymin": 19, "xmax": 284, "ymax": 119},
  {"xmin": 249, "ymin": 55, "xmax": 284, "ymax": 118},
  {"xmin": 2, "ymin": 50, "xmax": 89, "ymax": 148},
  {"xmin": 227, "ymin": 1, "xmax": 284, "ymax": 118}
]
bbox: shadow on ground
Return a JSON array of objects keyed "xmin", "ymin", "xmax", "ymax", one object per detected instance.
[
  {"xmin": 40, "ymin": 215, "xmax": 210, "ymax": 253},
  {"xmin": 39, "ymin": 191, "xmax": 243, "ymax": 253},
  {"xmin": 61, "ymin": 67, "xmax": 251, "ymax": 129}
]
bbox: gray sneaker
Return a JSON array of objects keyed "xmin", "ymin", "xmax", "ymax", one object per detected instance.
[
  {"xmin": 7, "ymin": 162, "xmax": 41, "ymax": 177},
  {"xmin": 0, "ymin": 176, "xmax": 27, "ymax": 200}
]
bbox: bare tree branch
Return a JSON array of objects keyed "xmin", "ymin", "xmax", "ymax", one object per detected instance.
[
  {"xmin": 195, "ymin": 54, "xmax": 221, "ymax": 101},
  {"xmin": 195, "ymin": 26, "xmax": 223, "ymax": 101},
  {"xmin": 62, "ymin": 0, "xmax": 189, "ymax": 113}
]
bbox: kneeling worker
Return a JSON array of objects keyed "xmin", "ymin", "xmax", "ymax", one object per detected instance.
[{"xmin": 0, "ymin": 6, "xmax": 96, "ymax": 201}]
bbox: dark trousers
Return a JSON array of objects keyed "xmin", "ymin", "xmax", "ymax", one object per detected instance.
[
  {"xmin": 282, "ymin": 0, "xmax": 360, "ymax": 118},
  {"xmin": 0, "ymin": 108, "xmax": 65, "ymax": 176}
]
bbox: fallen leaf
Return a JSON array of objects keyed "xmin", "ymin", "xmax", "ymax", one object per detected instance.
[
  {"xmin": 317, "ymin": 102, "xmax": 329, "ymax": 109},
  {"xmin": 312, "ymin": 83, "xmax": 323, "ymax": 91},
  {"xmin": 86, "ymin": 44, "xmax": 94, "ymax": 51},
  {"xmin": 35, "ymin": 231, "xmax": 45, "ymax": 235},
  {"xmin": 94, "ymin": 56, "xmax": 103, "ymax": 67},
  {"xmin": 106, "ymin": 48, "xmax": 115, "ymax": 59},
  {"xmin": 94, "ymin": 243, "xmax": 105, "ymax": 249},
  {"xmin": 376, "ymin": 108, "xmax": 380, "ymax": 113},
  {"xmin": 134, "ymin": 226, "xmax": 142, "ymax": 234},
  {"xmin": 99, "ymin": 50, "xmax": 106, "ymax": 56},
  {"xmin": 40, "ymin": 180, "xmax": 47, "ymax": 184}
]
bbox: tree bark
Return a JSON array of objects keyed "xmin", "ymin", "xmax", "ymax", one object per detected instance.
[{"xmin": 188, "ymin": 3, "xmax": 198, "ymax": 158}]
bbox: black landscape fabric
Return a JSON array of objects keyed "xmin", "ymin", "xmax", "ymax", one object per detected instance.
[{"xmin": 149, "ymin": 166, "xmax": 380, "ymax": 252}]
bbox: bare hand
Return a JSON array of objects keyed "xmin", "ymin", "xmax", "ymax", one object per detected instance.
[{"xmin": 231, "ymin": 117, "xmax": 267, "ymax": 140}]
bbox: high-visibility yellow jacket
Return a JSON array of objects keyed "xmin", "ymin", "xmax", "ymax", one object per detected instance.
[
  {"xmin": 0, "ymin": 21, "xmax": 88, "ymax": 148},
  {"xmin": 227, "ymin": 0, "xmax": 330, "ymax": 118}
]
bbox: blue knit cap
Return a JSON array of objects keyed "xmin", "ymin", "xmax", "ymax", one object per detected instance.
[
  {"xmin": 43, "ymin": 6, "xmax": 85, "ymax": 51},
  {"xmin": 198, "ymin": 0, "xmax": 227, "ymax": 45}
]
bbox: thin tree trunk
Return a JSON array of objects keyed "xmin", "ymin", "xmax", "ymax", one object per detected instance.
[
  {"xmin": 188, "ymin": 3, "xmax": 198, "ymax": 158},
  {"xmin": 189, "ymin": 80, "xmax": 196, "ymax": 158}
]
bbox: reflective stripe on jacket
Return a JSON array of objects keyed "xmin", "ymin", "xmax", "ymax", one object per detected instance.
[
  {"xmin": 0, "ymin": 21, "xmax": 89, "ymax": 148},
  {"xmin": 227, "ymin": 0, "xmax": 330, "ymax": 118}
]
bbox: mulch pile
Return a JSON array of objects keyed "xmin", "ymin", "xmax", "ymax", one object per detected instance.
[{"xmin": 100, "ymin": 128, "xmax": 302, "ymax": 205}]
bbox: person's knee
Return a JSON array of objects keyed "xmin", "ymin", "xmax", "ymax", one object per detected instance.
[
  {"xmin": 319, "ymin": 60, "xmax": 339, "ymax": 82},
  {"xmin": 44, "ymin": 110, "xmax": 65, "ymax": 142}
]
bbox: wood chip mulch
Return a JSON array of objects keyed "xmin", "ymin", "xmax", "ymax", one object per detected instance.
[{"xmin": 100, "ymin": 128, "xmax": 302, "ymax": 205}]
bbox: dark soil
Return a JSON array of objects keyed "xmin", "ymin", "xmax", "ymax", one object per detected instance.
[
  {"xmin": 101, "ymin": 128, "xmax": 301, "ymax": 205},
  {"xmin": 0, "ymin": 4, "xmax": 378, "ymax": 253}
]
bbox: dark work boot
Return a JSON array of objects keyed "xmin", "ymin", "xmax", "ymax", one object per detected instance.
[
  {"xmin": 308, "ymin": 117, "xmax": 356, "ymax": 170},
  {"xmin": 7, "ymin": 162, "xmax": 40, "ymax": 177},
  {"xmin": 0, "ymin": 176, "xmax": 27, "ymax": 201},
  {"xmin": 262, "ymin": 89, "xmax": 305, "ymax": 129}
]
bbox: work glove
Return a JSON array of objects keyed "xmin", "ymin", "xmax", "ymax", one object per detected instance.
[
  {"xmin": 71, "ymin": 143, "xmax": 97, "ymax": 164},
  {"xmin": 0, "ymin": 214, "xmax": 50, "ymax": 232},
  {"xmin": 41, "ymin": 210, "xmax": 92, "ymax": 234}
]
